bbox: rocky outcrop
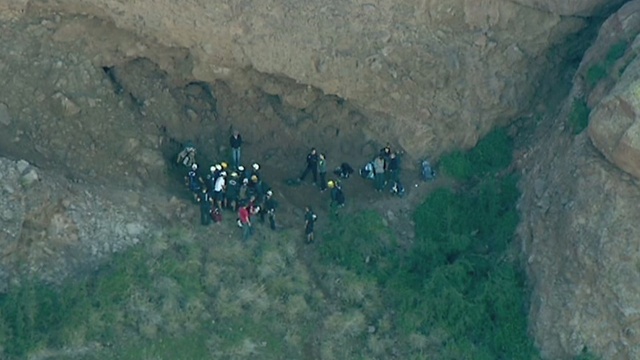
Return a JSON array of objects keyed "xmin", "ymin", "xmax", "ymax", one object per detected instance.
[
  {"xmin": 586, "ymin": 0, "xmax": 640, "ymax": 181},
  {"xmin": 0, "ymin": 156, "xmax": 161, "ymax": 289},
  {"xmin": 2, "ymin": 0, "xmax": 600, "ymax": 158},
  {"xmin": 512, "ymin": 0, "xmax": 626, "ymax": 16},
  {"xmin": 520, "ymin": 1, "xmax": 640, "ymax": 359}
]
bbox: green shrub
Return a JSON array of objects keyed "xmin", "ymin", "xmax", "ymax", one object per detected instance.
[
  {"xmin": 320, "ymin": 128, "xmax": 539, "ymax": 359},
  {"xmin": 569, "ymin": 98, "xmax": 590, "ymax": 134},
  {"xmin": 440, "ymin": 128, "xmax": 512, "ymax": 181},
  {"xmin": 586, "ymin": 64, "xmax": 607, "ymax": 87},
  {"xmin": 586, "ymin": 41, "xmax": 628, "ymax": 87},
  {"xmin": 319, "ymin": 210, "xmax": 398, "ymax": 283}
]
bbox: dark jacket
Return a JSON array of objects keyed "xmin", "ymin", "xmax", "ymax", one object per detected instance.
[{"xmin": 230, "ymin": 134, "xmax": 243, "ymax": 149}]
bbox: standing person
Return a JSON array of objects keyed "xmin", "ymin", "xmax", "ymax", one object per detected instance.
[
  {"xmin": 213, "ymin": 171, "xmax": 227, "ymax": 209},
  {"xmin": 373, "ymin": 155, "xmax": 386, "ymax": 191},
  {"xmin": 388, "ymin": 152, "xmax": 400, "ymax": 183},
  {"xmin": 229, "ymin": 130, "xmax": 243, "ymax": 169},
  {"xmin": 238, "ymin": 203, "xmax": 252, "ymax": 240},
  {"xmin": 197, "ymin": 188, "xmax": 212, "ymax": 226},
  {"xmin": 261, "ymin": 190, "xmax": 278, "ymax": 230},
  {"xmin": 299, "ymin": 148, "xmax": 319, "ymax": 185},
  {"xmin": 318, "ymin": 153, "xmax": 328, "ymax": 192},
  {"xmin": 328, "ymin": 180, "xmax": 345, "ymax": 208},
  {"xmin": 304, "ymin": 206, "xmax": 317, "ymax": 244},
  {"xmin": 380, "ymin": 143, "xmax": 392, "ymax": 165},
  {"xmin": 226, "ymin": 171, "xmax": 240, "ymax": 211},
  {"xmin": 238, "ymin": 178, "xmax": 249, "ymax": 206},
  {"xmin": 185, "ymin": 163, "xmax": 202, "ymax": 202}
]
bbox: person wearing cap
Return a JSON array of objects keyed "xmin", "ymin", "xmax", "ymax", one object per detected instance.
[
  {"xmin": 229, "ymin": 130, "xmax": 243, "ymax": 169},
  {"xmin": 226, "ymin": 171, "xmax": 240, "ymax": 211},
  {"xmin": 185, "ymin": 163, "xmax": 202, "ymax": 203},
  {"xmin": 206, "ymin": 165, "xmax": 217, "ymax": 195},
  {"xmin": 249, "ymin": 163, "xmax": 261, "ymax": 181},
  {"xmin": 237, "ymin": 165, "xmax": 247, "ymax": 182},
  {"xmin": 238, "ymin": 177, "xmax": 249, "ymax": 206},
  {"xmin": 260, "ymin": 190, "xmax": 278, "ymax": 230},
  {"xmin": 213, "ymin": 171, "xmax": 227, "ymax": 209}
]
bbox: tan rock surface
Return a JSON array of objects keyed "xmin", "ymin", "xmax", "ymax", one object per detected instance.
[
  {"xmin": 512, "ymin": 0, "xmax": 626, "ymax": 16},
  {"xmin": 520, "ymin": 1, "xmax": 640, "ymax": 359},
  {"xmin": 588, "ymin": 47, "xmax": 640, "ymax": 179},
  {"xmin": 5, "ymin": 0, "xmax": 593, "ymax": 157}
]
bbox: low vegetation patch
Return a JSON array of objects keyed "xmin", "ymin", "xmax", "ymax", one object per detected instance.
[
  {"xmin": 319, "ymin": 128, "xmax": 540, "ymax": 358},
  {"xmin": 0, "ymin": 226, "xmax": 320, "ymax": 359},
  {"xmin": 569, "ymin": 98, "xmax": 590, "ymax": 134},
  {"xmin": 0, "ymin": 128, "xmax": 540, "ymax": 359},
  {"xmin": 586, "ymin": 41, "xmax": 628, "ymax": 87}
]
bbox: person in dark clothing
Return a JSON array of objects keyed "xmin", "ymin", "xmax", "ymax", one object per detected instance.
[
  {"xmin": 388, "ymin": 152, "xmax": 400, "ymax": 183},
  {"xmin": 318, "ymin": 153, "xmax": 328, "ymax": 191},
  {"xmin": 380, "ymin": 143, "xmax": 392, "ymax": 165},
  {"xmin": 197, "ymin": 188, "xmax": 212, "ymax": 226},
  {"xmin": 226, "ymin": 172, "xmax": 240, "ymax": 211},
  {"xmin": 328, "ymin": 180, "xmax": 345, "ymax": 208},
  {"xmin": 334, "ymin": 162, "xmax": 354, "ymax": 179},
  {"xmin": 260, "ymin": 190, "xmax": 278, "ymax": 230},
  {"xmin": 185, "ymin": 163, "xmax": 202, "ymax": 202},
  {"xmin": 229, "ymin": 130, "xmax": 243, "ymax": 169},
  {"xmin": 304, "ymin": 206, "xmax": 317, "ymax": 243},
  {"xmin": 299, "ymin": 148, "xmax": 319, "ymax": 185}
]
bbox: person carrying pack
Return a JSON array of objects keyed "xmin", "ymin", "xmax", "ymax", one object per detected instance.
[{"xmin": 176, "ymin": 142, "xmax": 197, "ymax": 168}]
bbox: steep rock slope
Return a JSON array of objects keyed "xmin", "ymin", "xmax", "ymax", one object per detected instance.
[
  {"xmin": 520, "ymin": 1, "xmax": 640, "ymax": 359},
  {"xmin": 2, "ymin": 0, "xmax": 597, "ymax": 157}
]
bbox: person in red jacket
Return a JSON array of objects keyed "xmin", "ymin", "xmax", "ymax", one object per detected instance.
[{"xmin": 238, "ymin": 203, "xmax": 252, "ymax": 241}]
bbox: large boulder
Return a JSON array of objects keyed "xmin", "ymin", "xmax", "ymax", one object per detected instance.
[
  {"xmin": 520, "ymin": 1, "xmax": 640, "ymax": 359},
  {"xmin": 512, "ymin": 0, "xmax": 626, "ymax": 16}
]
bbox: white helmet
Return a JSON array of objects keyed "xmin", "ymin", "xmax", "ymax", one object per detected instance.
[
  {"xmin": 242, "ymin": 178, "xmax": 249, "ymax": 185},
  {"xmin": 266, "ymin": 190, "xmax": 273, "ymax": 197},
  {"xmin": 220, "ymin": 171, "xmax": 227, "ymax": 177},
  {"xmin": 238, "ymin": 165, "xmax": 245, "ymax": 172},
  {"xmin": 252, "ymin": 163, "xmax": 260, "ymax": 171},
  {"xmin": 191, "ymin": 163, "xmax": 198, "ymax": 170},
  {"xmin": 210, "ymin": 166, "xmax": 215, "ymax": 173},
  {"xmin": 215, "ymin": 164, "xmax": 222, "ymax": 171}
]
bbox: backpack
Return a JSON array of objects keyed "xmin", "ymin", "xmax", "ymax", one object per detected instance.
[
  {"xmin": 360, "ymin": 162, "xmax": 374, "ymax": 180},
  {"xmin": 211, "ymin": 207, "xmax": 222, "ymax": 223},
  {"xmin": 421, "ymin": 160, "xmax": 436, "ymax": 181}
]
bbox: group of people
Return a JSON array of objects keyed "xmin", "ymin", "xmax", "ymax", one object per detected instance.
[
  {"xmin": 360, "ymin": 143, "xmax": 404, "ymax": 196},
  {"xmin": 175, "ymin": 131, "xmax": 404, "ymax": 243},
  {"xmin": 298, "ymin": 147, "xmax": 346, "ymax": 208},
  {"xmin": 176, "ymin": 131, "xmax": 279, "ymax": 241}
]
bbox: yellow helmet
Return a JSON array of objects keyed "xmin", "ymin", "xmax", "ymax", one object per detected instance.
[
  {"xmin": 327, "ymin": 180, "xmax": 335, "ymax": 188},
  {"xmin": 221, "ymin": 162, "xmax": 228, "ymax": 169},
  {"xmin": 251, "ymin": 175, "xmax": 258, "ymax": 182}
]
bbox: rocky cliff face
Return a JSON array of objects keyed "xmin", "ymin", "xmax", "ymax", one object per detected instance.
[
  {"xmin": 0, "ymin": 0, "xmax": 635, "ymax": 359},
  {"xmin": 520, "ymin": 1, "xmax": 640, "ymax": 359},
  {"xmin": 1, "ymin": 0, "xmax": 600, "ymax": 159}
]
